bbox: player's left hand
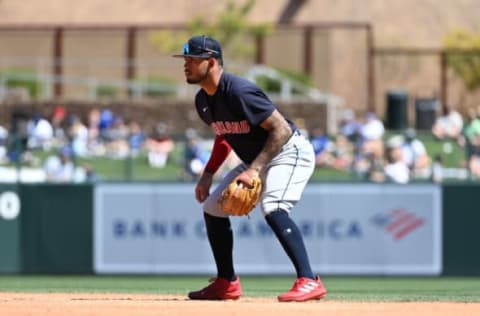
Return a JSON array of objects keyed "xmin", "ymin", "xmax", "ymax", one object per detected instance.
[{"xmin": 218, "ymin": 170, "xmax": 262, "ymax": 216}]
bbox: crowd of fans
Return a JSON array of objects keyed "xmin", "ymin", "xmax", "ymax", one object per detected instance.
[
  {"xmin": 1, "ymin": 103, "xmax": 480, "ymax": 183},
  {"xmin": 311, "ymin": 104, "xmax": 480, "ymax": 183},
  {"xmin": 0, "ymin": 105, "xmax": 172, "ymax": 182},
  {"xmin": 0, "ymin": 105, "xmax": 240, "ymax": 183}
]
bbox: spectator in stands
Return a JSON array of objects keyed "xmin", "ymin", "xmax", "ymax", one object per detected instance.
[
  {"xmin": 27, "ymin": 113, "xmax": 54, "ymax": 151},
  {"xmin": 353, "ymin": 112, "xmax": 385, "ymax": 178},
  {"xmin": 50, "ymin": 105, "xmax": 68, "ymax": 149},
  {"xmin": 400, "ymin": 128, "xmax": 431, "ymax": 179},
  {"xmin": 43, "ymin": 145, "xmax": 75, "ymax": 182},
  {"xmin": 430, "ymin": 154, "xmax": 444, "ymax": 183},
  {"xmin": 102, "ymin": 115, "xmax": 130, "ymax": 159},
  {"xmin": 468, "ymin": 145, "xmax": 480, "ymax": 179},
  {"xmin": 337, "ymin": 109, "xmax": 361, "ymax": 171},
  {"xmin": 98, "ymin": 108, "xmax": 114, "ymax": 133},
  {"xmin": 68, "ymin": 114, "xmax": 89, "ymax": 158},
  {"xmin": 145, "ymin": 123, "xmax": 175, "ymax": 168},
  {"xmin": 86, "ymin": 108, "xmax": 105, "ymax": 156},
  {"xmin": 128, "ymin": 121, "xmax": 147, "ymax": 157},
  {"xmin": 462, "ymin": 105, "xmax": 480, "ymax": 179},
  {"xmin": 358, "ymin": 112, "xmax": 385, "ymax": 159},
  {"xmin": 384, "ymin": 135, "xmax": 410, "ymax": 184},
  {"xmin": 431, "ymin": 104, "xmax": 463, "ymax": 140},
  {"xmin": 180, "ymin": 128, "xmax": 211, "ymax": 181},
  {"xmin": 458, "ymin": 105, "xmax": 480, "ymax": 162},
  {"xmin": 353, "ymin": 147, "xmax": 385, "ymax": 182},
  {"xmin": 310, "ymin": 124, "xmax": 355, "ymax": 172},
  {"xmin": 43, "ymin": 145, "xmax": 93, "ymax": 183},
  {"xmin": 338, "ymin": 109, "xmax": 361, "ymax": 144},
  {"xmin": 370, "ymin": 152, "xmax": 386, "ymax": 182},
  {"xmin": 331, "ymin": 134, "xmax": 355, "ymax": 171},
  {"xmin": 310, "ymin": 126, "xmax": 334, "ymax": 168}
]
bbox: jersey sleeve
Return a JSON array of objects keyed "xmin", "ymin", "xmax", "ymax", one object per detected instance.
[
  {"xmin": 204, "ymin": 135, "xmax": 232, "ymax": 174},
  {"xmin": 230, "ymin": 85, "xmax": 275, "ymax": 126}
]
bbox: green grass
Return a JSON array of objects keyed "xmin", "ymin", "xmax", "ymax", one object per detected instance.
[
  {"xmin": 406, "ymin": 131, "xmax": 466, "ymax": 168},
  {"xmin": 1, "ymin": 276, "xmax": 480, "ymax": 302}
]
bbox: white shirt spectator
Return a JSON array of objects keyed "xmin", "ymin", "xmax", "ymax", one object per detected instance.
[
  {"xmin": 440, "ymin": 111, "xmax": 463, "ymax": 132},
  {"xmin": 28, "ymin": 117, "xmax": 53, "ymax": 150},
  {"xmin": 401, "ymin": 139, "xmax": 427, "ymax": 167},
  {"xmin": 44, "ymin": 155, "xmax": 75, "ymax": 182},
  {"xmin": 432, "ymin": 107, "xmax": 464, "ymax": 140},
  {"xmin": 360, "ymin": 113, "xmax": 385, "ymax": 141},
  {"xmin": 384, "ymin": 140, "xmax": 410, "ymax": 184},
  {"xmin": 70, "ymin": 119, "xmax": 89, "ymax": 157}
]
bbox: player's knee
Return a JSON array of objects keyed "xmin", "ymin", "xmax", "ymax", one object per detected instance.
[
  {"xmin": 261, "ymin": 201, "xmax": 294, "ymax": 216},
  {"xmin": 202, "ymin": 194, "xmax": 215, "ymax": 212},
  {"xmin": 203, "ymin": 194, "xmax": 227, "ymax": 217}
]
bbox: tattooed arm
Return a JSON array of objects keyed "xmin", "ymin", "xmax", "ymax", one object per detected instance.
[{"xmin": 249, "ymin": 109, "xmax": 292, "ymax": 172}]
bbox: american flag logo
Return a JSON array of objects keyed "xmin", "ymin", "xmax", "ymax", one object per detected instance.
[{"xmin": 370, "ymin": 208, "xmax": 425, "ymax": 240}]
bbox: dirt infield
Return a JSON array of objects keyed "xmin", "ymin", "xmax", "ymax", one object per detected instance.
[{"xmin": 2, "ymin": 293, "xmax": 480, "ymax": 316}]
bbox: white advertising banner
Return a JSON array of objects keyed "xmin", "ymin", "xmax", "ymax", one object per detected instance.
[{"xmin": 94, "ymin": 183, "xmax": 442, "ymax": 275}]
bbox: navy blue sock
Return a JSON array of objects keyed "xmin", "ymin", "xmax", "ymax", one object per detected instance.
[
  {"xmin": 265, "ymin": 209, "xmax": 314, "ymax": 279},
  {"xmin": 203, "ymin": 212, "xmax": 236, "ymax": 281}
]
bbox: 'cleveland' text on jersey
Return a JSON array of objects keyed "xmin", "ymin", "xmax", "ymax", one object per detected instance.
[{"xmin": 210, "ymin": 120, "xmax": 250, "ymax": 135}]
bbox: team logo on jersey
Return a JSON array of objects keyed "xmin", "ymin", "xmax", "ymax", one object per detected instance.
[{"xmin": 210, "ymin": 120, "xmax": 250, "ymax": 135}]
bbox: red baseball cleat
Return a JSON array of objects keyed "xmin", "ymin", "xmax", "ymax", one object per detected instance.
[
  {"xmin": 188, "ymin": 277, "xmax": 242, "ymax": 300},
  {"xmin": 278, "ymin": 276, "xmax": 327, "ymax": 302}
]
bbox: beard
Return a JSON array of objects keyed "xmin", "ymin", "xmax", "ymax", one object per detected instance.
[{"xmin": 186, "ymin": 65, "xmax": 210, "ymax": 84}]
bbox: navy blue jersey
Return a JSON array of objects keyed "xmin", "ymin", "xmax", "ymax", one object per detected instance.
[{"xmin": 195, "ymin": 72, "xmax": 295, "ymax": 164}]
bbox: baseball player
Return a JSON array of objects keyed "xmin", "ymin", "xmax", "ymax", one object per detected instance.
[{"xmin": 173, "ymin": 35, "xmax": 327, "ymax": 302}]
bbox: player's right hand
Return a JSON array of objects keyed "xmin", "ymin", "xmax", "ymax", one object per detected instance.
[{"xmin": 195, "ymin": 172, "xmax": 213, "ymax": 203}]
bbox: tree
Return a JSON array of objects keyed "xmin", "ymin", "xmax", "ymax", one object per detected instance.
[
  {"xmin": 443, "ymin": 28, "xmax": 480, "ymax": 91},
  {"xmin": 150, "ymin": 0, "xmax": 272, "ymax": 62}
]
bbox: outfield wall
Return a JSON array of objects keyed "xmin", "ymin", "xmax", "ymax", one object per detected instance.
[
  {"xmin": 0, "ymin": 183, "xmax": 477, "ymax": 276},
  {"xmin": 0, "ymin": 185, "xmax": 20, "ymax": 273},
  {"xmin": 442, "ymin": 184, "xmax": 480, "ymax": 276}
]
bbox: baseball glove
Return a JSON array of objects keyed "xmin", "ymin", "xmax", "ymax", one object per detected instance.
[{"xmin": 218, "ymin": 176, "xmax": 262, "ymax": 216}]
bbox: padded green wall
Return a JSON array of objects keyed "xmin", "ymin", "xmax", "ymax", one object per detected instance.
[
  {"xmin": 20, "ymin": 184, "xmax": 93, "ymax": 274},
  {"xmin": 2, "ymin": 182, "xmax": 480, "ymax": 275},
  {"xmin": 0, "ymin": 185, "xmax": 21, "ymax": 273},
  {"xmin": 442, "ymin": 183, "xmax": 480, "ymax": 275}
]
